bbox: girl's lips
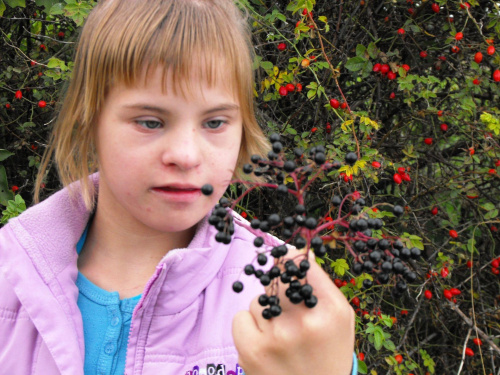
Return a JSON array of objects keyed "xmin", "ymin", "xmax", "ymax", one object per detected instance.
[{"xmin": 151, "ymin": 186, "xmax": 202, "ymax": 202}]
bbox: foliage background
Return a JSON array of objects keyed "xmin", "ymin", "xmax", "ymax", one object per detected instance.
[{"xmin": 0, "ymin": 0, "xmax": 499, "ymax": 374}]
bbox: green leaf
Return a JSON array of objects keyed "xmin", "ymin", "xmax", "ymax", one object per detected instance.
[
  {"xmin": 367, "ymin": 42, "xmax": 378, "ymax": 59},
  {"xmin": 356, "ymin": 44, "xmax": 366, "ymax": 58},
  {"xmin": 330, "ymin": 258, "xmax": 349, "ymax": 276},
  {"xmin": 481, "ymin": 202, "xmax": 496, "ymax": 211},
  {"xmin": 373, "ymin": 327, "xmax": 385, "ymax": 350},
  {"xmin": 0, "ymin": 1, "xmax": 6, "ymax": 16},
  {"xmin": 345, "ymin": 56, "xmax": 366, "ymax": 72},
  {"xmin": 4, "ymin": 0, "xmax": 25, "ymax": 7},
  {"xmin": 35, "ymin": 0, "xmax": 59, "ymax": 10},
  {"xmin": 49, "ymin": 2, "xmax": 64, "ymax": 14},
  {"xmin": 285, "ymin": 127, "xmax": 297, "ymax": 135},
  {"xmin": 0, "ymin": 149, "xmax": 14, "ymax": 162},
  {"xmin": 0, "ymin": 165, "xmax": 14, "ymax": 206},
  {"xmin": 260, "ymin": 61, "xmax": 273, "ymax": 71},
  {"xmin": 467, "ymin": 238, "xmax": 477, "ymax": 254},
  {"xmin": 357, "ymin": 360, "xmax": 368, "ymax": 374},
  {"xmin": 485, "ymin": 209, "xmax": 498, "ymax": 220}
]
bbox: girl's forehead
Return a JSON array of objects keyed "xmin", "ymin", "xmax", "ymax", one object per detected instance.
[{"xmin": 129, "ymin": 64, "xmax": 239, "ymax": 102}]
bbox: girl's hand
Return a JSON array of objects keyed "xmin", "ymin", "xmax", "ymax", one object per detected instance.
[{"xmin": 232, "ymin": 249, "xmax": 356, "ymax": 375}]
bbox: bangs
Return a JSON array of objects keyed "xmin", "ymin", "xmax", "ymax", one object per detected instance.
[{"xmin": 83, "ymin": 0, "xmax": 252, "ymax": 110}]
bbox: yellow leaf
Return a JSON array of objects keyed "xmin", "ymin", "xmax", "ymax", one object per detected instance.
[
  {"xmin": 264, "ymin": 79, "xmax": 271, "ymax": 90},
  {"xmin": 371, "ymin": 368, "xmax": 378, "ymax": 374},
  {"xmin": 285, "ymin": 176, "xmax": 294, "ymax": 184},
  {"xmin": 328, "ymin": 239, "xmax": 336, "ymax": 248},
  {"xmin": 273, "ymin": 66, "xmax": 279, "ymax": 77}
]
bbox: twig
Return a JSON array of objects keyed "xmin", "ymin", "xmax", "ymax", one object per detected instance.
[{"xmin": 449, "ymin": 303, "xmax": 500, "ymax": 356}]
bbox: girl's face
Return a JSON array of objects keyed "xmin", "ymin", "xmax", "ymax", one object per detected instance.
[{"xmin": 95, "ymin": 66, "xmax": 243, "ymax": 237}]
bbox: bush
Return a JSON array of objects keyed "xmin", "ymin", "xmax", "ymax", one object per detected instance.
[{"xmin": 1, "ymin": 0, "xmax": 499, "ymax": 373}]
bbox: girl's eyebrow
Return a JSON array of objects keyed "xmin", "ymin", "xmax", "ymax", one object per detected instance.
[{"xmin": 122, "ymin": 103, "xmax": 240, "ymax": 115}]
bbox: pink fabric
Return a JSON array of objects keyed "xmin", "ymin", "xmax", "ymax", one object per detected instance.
[{"xmin": 0, "ymin": 174, "xmax": 280, "ymax": 374}]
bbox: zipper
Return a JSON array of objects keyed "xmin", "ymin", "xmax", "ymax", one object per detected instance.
[{"xmin": 124, "ymin": 263, "xmax": 166, "ymax": 374}]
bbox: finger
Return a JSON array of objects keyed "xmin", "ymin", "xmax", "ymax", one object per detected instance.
[{"xmin": 232, "ymin": 310, "xmax": 264, "ymax": 357}]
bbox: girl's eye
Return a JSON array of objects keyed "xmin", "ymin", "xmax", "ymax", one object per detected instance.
[
  {"xmin": 204, "ymin": 120, "xmax": 227, "ymax": 129},
  {"xmin": 136, "ymin": 120, "xmax": 162, "ymax": 129}
]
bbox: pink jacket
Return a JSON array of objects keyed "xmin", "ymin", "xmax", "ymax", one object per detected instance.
[{"xmin": 0, "ymin": 174, "xmax": 280, "ymax": 374}]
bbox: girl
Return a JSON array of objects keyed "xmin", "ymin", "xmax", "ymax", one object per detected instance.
[{"xmin": 0, "ymin": 0, "xmax": 356, "ymax": 374}]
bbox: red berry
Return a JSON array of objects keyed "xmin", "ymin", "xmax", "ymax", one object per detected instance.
[
  {"xmin": 493, "ymin": 267, "xmax": 500, "ymax": 275},
  {"xmin": 240, "ymin": 211, "xmax": 247, "ymax": 219},
  {"xmin": 455, "ymin": 32, "xmax": 464, "ymax": 41},
  {"xmin": 443, "ymin": 289, "xmax": 453, "ymax": 300},
  {"xmin": 38, "ymin": 100, "xmax": 46, "ymax": 108},
  {"xmin": 402, "ymin": 64, "xmax": 410, "ymax": 72},
  {"xmin": 424, "ymin": 138, "xmax": 433, "ymax": 145},
  {"xmin": 302, "ymin": 8, "xmax": 308, "ymax": 15},
  {"xmin": 438, "ymin": 55, "xmax": 447, "ymax": 61},
  {"xmin": 296, "ymin": 83, "xmax": 303, "ymax": 92},
  {"xmin": 40, "ymin": 44, "xmax": 46, "ymax": 50},
  {"xmin": 394, "ymin": 354, "xmax": 403, "ymax": 364},
  {"xmin": 492, "ymin": 259, "xmax": 500, "ymax": 268},
  {"xmin": 460, "ymin": 2, "xmax": 470, "ymax": 9},
  {"xmin": 5, "ymin": 103, "xmax": 11, "ymax": 109},
  {"xmin": 352, "ymin": 296, "xmax": 360, "ymax": 307},
  {"xmin": 402, "ymin": 173, "xmax": 411, "ymax": 182},
  {"xmin": 473, "ymin": 338, "xmax": 483, "ymax": 346},
  {"xmin": 277, "ymin": 42, "xmax": 286, "ymax": 51},
  {"xmin": 14, "ymin": 90, "xmax": 22, "ymax": 100},
  {"xmin": 473, "ymin": 78, "xmax": 480, "ymax": 85},
  {"xmin": 451, "ymin": 46, "xmax": 460, "ymax": 53},
  {"xmin": 340, "ymin": 101, "xmax": 347, "ymax": 109},
  {"xmin": 495, "ymin": 160, "xmax": 500, "ymax": 167},
  {"xmin": 431, "ymin": 3, "xmax": 440, "ymax": 13},
  {"xmin": 431, "ymin": 207, "xmax": 438, "ymax": 215},
  {"xmin": 278, "ymin": 86, "xmax": 288, "ymax": 96},
  {"xmin": 285, "ymin": 83, "xmax": 295, "ymax": 92},
  {"xmin": 58, "ymin": 31, "xmax": 65, "ymax": 38},
  {"xmin": 424, "ymin": 290, "xmax": 433, "ymax": 299},
  {"xmin": 397, "ymin": 28, "xmax": 405, "ymax": 35},
  {"xmin": 469, "ymin": 148, "xmax": 475, "ymax": 155},
  {"xmin": 380, "ymin": 64, "xmax": 390, "ymax": 74},
  {"xmin": 488, "ymin": 168, "xmax": 496, "ymax": 175},
  {"xmin": 393, "ymin": 173, "xmax": 403, "ymax": 184},
  {"xmin": 372, "ymin": 161, "xmax": 381, "ymax": 168},
  {"xmin": 440, "ymin": 123, "xmax": 448, "ymax": 132},
  {"xmin": 493, "ymin": 70, "xmax": 500, "ymax": 82},
  {"xmin": 358, "ymin": 353, "xmax": 365, "ymax": 361},
  {"xmin": 401, "ymin": 309, "xmax": 408, "ymax": 316},
  {"xmin": 350, "ymin": 278, "xmax": 356, "ymax": 285},
  {"xmin": 420, "ymin": 51, "xmax": 428, "ymax": 58},
  {"xmin": 373, "ymin": 63, "xmax": 381, "ymax": 72},
  {"xmin": 441, "ymin": 267, "xmax": 449, "ymax": 278},
  {"xmin": 449, "ymin": 229, "xmax": 458, "ymax": 238},
  {"xmin": 334, "ymin": 278, "xmax": 343, "ymax": 288},
  {"xmin": 490, "ymin": 225, "xmax": 498, "ymax": 232},
  {"xmin": 11, "ymin": 185, "xmax": 19, "ymax": 192},
  {"xmin": 397, "ymin": 167, "xmax": 406, "ymax": 174},
  {"xmin": 487, "ymin": 45, "xmax": 495, "ymax": 55},
  {"xmin": 467, "ymin": 260, "xmax": 473, "ymax": 268},
  {"xmin": 38, "ymin": 72, "xmax": 43, "ymax": 77},
  {"xmin": 295, "ymin": 21, "xmax": 301, "ymax": 28},
  {"xmin": 437, "ymin": 110, "xmax": 444, "ymax": 117},
  {"xmin": 474, "ymin": 52, "xmax": 483, "ymax": 63},
  {"xmin": 330, "ymin": 98, "xmax": 340, "ymax": 109},
  {"xmin": 389, "ymin": 92, "xmax": 396, "ymax": 99},
  {"xmin": 30, "ymin": 60, "xmax": 36, "ymax": 66},
  {"xmin": 450, "ymin": 288, "xmax": 461, "ymax": 296},
  {"xmin": 311, "ymin": 127, "xmax": 317, "ymax": 133},
  {"xmin": 408, "ymin": 7, "xmax": 414, "ymax": 15},
  {"xmin": 465, "ymin": 347, "xmax": 474, "ymax": 357},
  {"xmin": 387, "ymin": 71, "xmax": 397, "ymax": 80}
]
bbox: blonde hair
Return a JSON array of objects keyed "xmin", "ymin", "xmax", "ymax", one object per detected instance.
[{"xmin": 35, "ymin": 0, "xmax": 270, "ymax": 211}]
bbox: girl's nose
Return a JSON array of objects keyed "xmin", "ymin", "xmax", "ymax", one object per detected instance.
[{"xmin": 160, "ymin": 127, "xmax": 202, "ymax": 171}]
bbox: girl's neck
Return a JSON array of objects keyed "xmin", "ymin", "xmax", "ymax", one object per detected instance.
[{"xmin": 77, "ymin": 203, "xmax": 197, "ymax": 299}]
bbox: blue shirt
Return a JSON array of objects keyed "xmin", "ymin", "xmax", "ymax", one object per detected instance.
[{"xmin": 76, "ymin": 222, "xmax": 141, "ymax": 375}]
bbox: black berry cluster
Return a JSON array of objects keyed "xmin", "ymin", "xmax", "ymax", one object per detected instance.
[{"xmin": 204, "ymin": 133, "xmax": 422, "ymax": 318}]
